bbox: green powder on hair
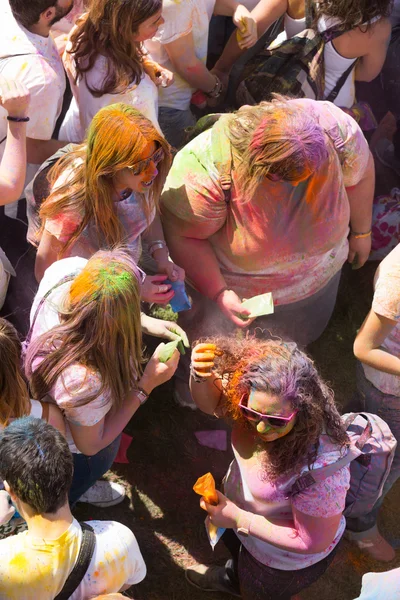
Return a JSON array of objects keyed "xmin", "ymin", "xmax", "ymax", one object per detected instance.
[{"xmin": 97, "ymin": 267, "xmax": 133, "ymax": 296}]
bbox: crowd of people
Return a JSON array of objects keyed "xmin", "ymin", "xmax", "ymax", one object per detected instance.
[{"xmin": 0, "ymin": 0, "xmax": 398, "ymax": 598}]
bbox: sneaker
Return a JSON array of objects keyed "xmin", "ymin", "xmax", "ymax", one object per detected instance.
[
  {"xmin": 345, "ymin": 526, "xmax": 396, "ymax": 562},
  {"xmin": 375, "ymin": 138, "xmax": 400, "ymax": 177},
  {"xmin": 77, "ymin": 481, "xmax": 126, "ymax": 508},
  {"xmin": 185, "ymin": 564, "xmax": 241, "ymax": 597}
]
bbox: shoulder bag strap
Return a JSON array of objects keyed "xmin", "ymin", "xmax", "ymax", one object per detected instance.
[
  {"xmin": 24, "ymin": 272, "xmax": 79, "ymax": 349},
  {"xmin": 211, "ymin": 117, "xmax": 233, "ymax": 204},
  {"xmin": 54, "ymin": 522, "xmax": 96, "ymax": 600},
  {"xmin": 291, "ymin": 445, "xmax": 362, "ymax": 495}
]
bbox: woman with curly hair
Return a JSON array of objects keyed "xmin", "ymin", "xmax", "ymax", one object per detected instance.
[
  {"xmin": 186, "ymin": 337, "xmax": 350, "ymax": 599},
  {"xmin": 59, "ymin": 0, "xmax": 174, "ymax": 142},
  {"xmin": 32, "ymin": 103, "xmax": 184, "ymax": 304},
  {"xmin": 213, "ymin": 0, "xmax": 392, "ymax": 108}
]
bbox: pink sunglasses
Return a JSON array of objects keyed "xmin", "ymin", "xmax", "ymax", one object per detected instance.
[{"xmin": 239, "ymin": 393, "xmax": 298, "ymax": 429}]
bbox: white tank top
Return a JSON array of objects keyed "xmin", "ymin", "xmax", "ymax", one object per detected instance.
[{"xmin": 282, "ymin": 12, "xmax": 379, "ymax": 107}]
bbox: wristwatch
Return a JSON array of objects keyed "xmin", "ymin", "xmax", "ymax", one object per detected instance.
[{"xmin": 136, "ymin": 386, "xmax": 149, "ymax": 405}]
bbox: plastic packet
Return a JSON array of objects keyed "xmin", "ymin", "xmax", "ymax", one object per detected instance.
[
  {"xmin": 166, "ymin": 279, "xmax": 192, "ymax": 313},
  {"xmin": 193, "ymin": 472, "xmax": 225, "ymax": 549},
  {"xmin": 158, "ymin": 340, "xmax": 179, "ymax": 363},
  {"xmin": 241, "ymin": 292, "xmax": 274, "ymax": 318}
]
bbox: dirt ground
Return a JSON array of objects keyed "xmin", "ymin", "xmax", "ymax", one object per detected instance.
[{"xmin": 74, "ymin": 261, "xmax": 400, "ymax": 600}]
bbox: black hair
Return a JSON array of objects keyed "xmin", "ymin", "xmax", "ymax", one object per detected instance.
[
  {"xmin": 0, "ymin": 416, "xmax": 73, "ymax": 514},
  {"xmin": 9, "ymin": 0, "xmax": 58, "ymax": 28}
]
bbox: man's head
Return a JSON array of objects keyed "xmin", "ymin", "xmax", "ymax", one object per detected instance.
[
  {"xmin": 0, "ymin": 417, "xmax": 73, "ymax": 516},
  {"xmin": 9, "ymin": 0, "xmax": 74, "ymax": 30}
]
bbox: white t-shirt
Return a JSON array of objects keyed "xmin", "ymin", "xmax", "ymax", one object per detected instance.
[
  {"xmin": 30, "ymin": 257, "xmax": 113, "ymax": 454},
  {"xmin": 0, "ymin": 2, "xmax": 65, "ymax": 192},
  {"xmin": 353, "ymin": 569, "xmax": 400, "ymax": 600},
  {"xmin": 60, "ymin": 27, "xmax": 160, "ymax": 142},
  {"xmin": 145, "ymin": 0, "xmax": 216, "ymax": 111},
  {"xmin": 362, "ymin": 243, "xmax": 400, "ymax": 396},
  {"xmin": 0, "ymin": 518, "xmax": 146, "ymax": 600}
]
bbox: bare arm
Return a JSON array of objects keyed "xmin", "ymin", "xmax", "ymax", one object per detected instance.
[
  {"xmin": 47, "ymin": 404, "xmax": 67, "ymax": 437},
  {"xmin": 26, "ymin": 137, "xmax": 68, "ymax": 166},
  {"xmin": 204, "ymin": 491, "xmax": 343, "ymax": 554},
  {"xmin": 68, "ymin": 346, "xmax": 180, "ymax": 456},
  {"xmin": 163, "ymin": 33, "xmax": 217, "ymax": 93},
  {"xmin": 189, "ymin": 343, "xmax": 224, "ymax": 414},
  {"xmin": 165, "ymin": 219, "xmax": 252, "ymax": 326},
  {"xmin": 355, "ymin": 18, "xmax": 391, "ymax": 82},
  {"xmin": 346, "ymin": 151, "xmax": 375, "ymax": 267},
  {"xmin": 35, "ymin": 229, "xmax": 64, "ymax": 282},
  {"xmin": 214, "ymin": 0, "xmax": 287, "ymax": 74},
  {"xmin": 0, "ymin": 77, "xmax": 30, "ymax": 205},
  {"xmin": 354, "ymin": 310, "xmax": 400, "ymax": 375}
]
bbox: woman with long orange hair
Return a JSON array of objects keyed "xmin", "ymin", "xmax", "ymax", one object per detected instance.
[
  {"xmin": 24, "ymin": 248, "xmax": 180, "ymax": 507},
  {"xmin": 31, "ymin": 103, "xmax": 184, "ymax": 304},
  {"xmin": 59, "ymin": 0, "xmax": 173, "ymax": 142}
]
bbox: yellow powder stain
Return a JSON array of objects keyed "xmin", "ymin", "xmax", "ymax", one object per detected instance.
[
  {"xmin": 9, "ymin": 553, "xmax": 30, "ymax": 571},
  {"xmin": 19, "ymin": 62, "xmax": 28, "ymax": 72}
]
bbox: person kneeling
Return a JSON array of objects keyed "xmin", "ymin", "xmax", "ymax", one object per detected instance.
[{"xmin": 0, "ymin": 417, "xmax": 146, "ymax": 599}]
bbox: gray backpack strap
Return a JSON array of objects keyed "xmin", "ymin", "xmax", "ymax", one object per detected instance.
[
  {"xmin": 210, "ymin": 117, "xmax": 233, "ymax": 204},
  {"xmin": 291, "ymin": 414, "xmax": 375, "ymax": 495},
  {"xmin": 291, "ymin": 445, "xmax": 361, "ymax": 495}
]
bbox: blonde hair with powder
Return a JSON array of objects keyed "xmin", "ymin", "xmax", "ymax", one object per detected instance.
[{"xmin": 25, "ymin": 248, "xmax": 143, "ymax": 412}]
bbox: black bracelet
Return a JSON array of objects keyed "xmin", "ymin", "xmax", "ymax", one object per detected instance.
[
  {"xmin": 7, "ymin": 116, "xmax": 29, "ymax": 122},
  {"xmin": 190, "ymin": 365, "xmax": 209, "ymax": 384}
]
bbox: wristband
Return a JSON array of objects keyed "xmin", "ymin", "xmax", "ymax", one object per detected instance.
[
  {"xmin": 190, "ymin": 364, "xmax": 209, "ymax": 384},
  {"xmin": 350, "ymin": 230, "xmax": 372, "ymax": 239},
  {"xmin": 212, "ymin": 286, "xmax": 229, "ymax": 303},
  {"xmin": 7, "ymin": 116, "xmax": 29, "ymax": 122},
  {"xmin": 149, "ymin": 240, "xmax": 167, "ymax": 256},
  {"xmin": 136, "ymin": 386, "xmax": 149, "ymax": 405},
  {"xmin": 205, "ymin": 75, "xmax": 223, "ymax": 99}
]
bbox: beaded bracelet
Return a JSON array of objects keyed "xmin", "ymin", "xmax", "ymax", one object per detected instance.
[
  {"xmin": 350, "ymin": 230, "xmax": 372, "ymax": 239},
  {"xmin": 205, "ymin": 75, "xmax": 223, "ymax": 99},
  {"xmin": 7, "ymin": 116, "xmax": 29, "ymax": 122}
]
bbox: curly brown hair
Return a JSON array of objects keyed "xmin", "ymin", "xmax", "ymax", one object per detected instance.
[
  {"xmin": 314, "ymin": 0, "xmax": 392, "ymax": 32},
  {"xmin": 69, "ymin": 0, "xmax": 162, "ymax": 97},
  {"xmin": 203, "ymin": 336, "xmax": 349, "ymax": 480}
]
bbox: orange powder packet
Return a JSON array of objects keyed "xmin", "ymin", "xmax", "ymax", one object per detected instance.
[{"xmin": 193, "ymin": 472, "xmax": 219, "ymax": 505}]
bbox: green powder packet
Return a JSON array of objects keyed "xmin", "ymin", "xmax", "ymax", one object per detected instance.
[
  {"xmin": 158, "ymin": 338, "xmax": 187, "ymax": 363},
  {"xmin": 158, "ymin": 340, "xmax": 179, "ymax": 363},
  {"xmin": 241, "ymin": 293, "xmax": 274, "ymax": 318}
]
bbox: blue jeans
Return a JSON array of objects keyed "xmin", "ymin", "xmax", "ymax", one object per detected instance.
[
  {"xmin": 69, "ymin": 435, "xmax": 121, "ymax": 507},
  {"xmin": 346, "ymin": 363, "xmax": 400, "ymax": 533},
  {"xmin": 158, "ymin": 106, "xmax": 196, "ymax": 149}
]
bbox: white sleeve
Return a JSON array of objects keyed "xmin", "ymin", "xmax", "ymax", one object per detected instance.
[
  {"xmin": 1, "ymin": 57, "xmax": 63, "ymax": 140},
  {"xmin": 155, "ymin": 0, "xmax": 194, "ymax": 44}
]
